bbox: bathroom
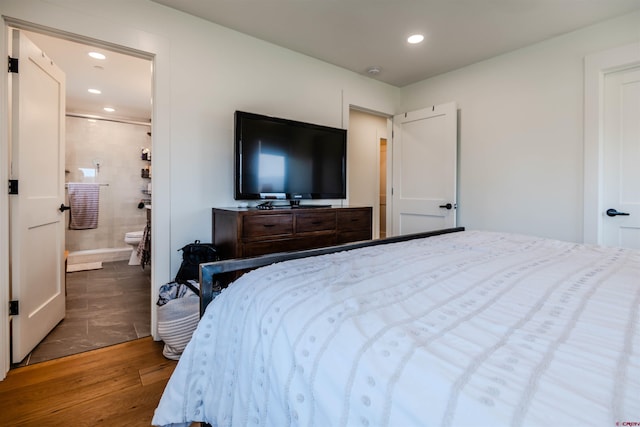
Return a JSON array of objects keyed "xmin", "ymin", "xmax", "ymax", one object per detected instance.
[
  {"xmin": 18, "ymin": 115, "xmax": 156, "ymax": 365},
  {"xmin": 19, "ymin": 29, "xmax": 154, "ymax": 268},
  {"xmin": 12, "ymin": 30, "xmax": 155, "ymax": 364},
  {"xmin": 65, "ymin": 116, "xmax": 151, "ymax": 268}
]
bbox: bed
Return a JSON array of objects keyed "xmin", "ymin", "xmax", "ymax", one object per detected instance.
[{"xmin": 153, "ymin": 228, "xmax": 640, "ymax": 427}]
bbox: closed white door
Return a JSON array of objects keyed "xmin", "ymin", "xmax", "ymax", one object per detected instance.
[
  {"xmin": 602, "ymin": 66, "xmax": 640, "ymax": 249},
  {"xmin": 9, "ymin": 30, "xmax": 66, "ymax": 362},
  {"xmin": 391, "ymin": 102, "xmax": 457, "ymax": 236}
]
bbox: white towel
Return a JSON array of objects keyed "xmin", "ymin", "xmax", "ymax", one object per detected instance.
[{"xmin": 67, "ymin": 183, "xmax": 100, "ymax": 230}]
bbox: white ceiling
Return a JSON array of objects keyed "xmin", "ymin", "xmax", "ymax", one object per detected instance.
[
  {"xmin": 22, "ymin": 30, "xmax": 152, "ymax": 123},
  {"xmin": 153, "ymin": 0, "xmax": 640, "ymax": 87},
  {"xmin": 18, "ymin": 0, "xmax": 640, "ymax": 122}
]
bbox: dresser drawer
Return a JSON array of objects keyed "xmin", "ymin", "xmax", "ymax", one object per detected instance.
[
  {"xmin": 242, "ymin": 214, "xmax": 293, "ymax": 239},
  {"xmin": 337, "ymin": 209, "xmax": 371, "ymax": 232},
  {"xmin": 296, "ymin": 211, "xmax": 336, "ymax": 233},
  {"xmin": 337, "ymin": 229, "xmax": 371, "ymax": 244},
  {"xmin": 243, "ymin": 235, "xmax": 337, "ymax": 257}
]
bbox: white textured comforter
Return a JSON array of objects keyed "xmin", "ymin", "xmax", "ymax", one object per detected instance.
[{"xmin": 153, "ymin": 231, "xmax": 640, "ymax": 427}]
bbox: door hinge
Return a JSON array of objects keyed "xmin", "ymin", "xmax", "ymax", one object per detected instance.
[
  {"xmin": 9, "ymin": 300, "xmax": 19, "ymax": 316},
  {"xmin": 8, "ymin": 179, "xmax": 18, "ymax": 195},
  {"xmin": 8, "ymin": 56, "xmax": 18, "ymax": 73}
]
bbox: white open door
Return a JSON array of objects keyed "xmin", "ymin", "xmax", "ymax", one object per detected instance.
[
  {"xmin": 9, "ymin": 29, "xmax": 66, "ymax": 363},
  {"xmin": 602, "ymin": 66, "xmax": 640, "ymax": 249},
  {"xmin": 391, "ymin": 102, "xmax": 457, "ymax": 236}
]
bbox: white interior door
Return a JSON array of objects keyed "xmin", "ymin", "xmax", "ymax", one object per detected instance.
[
  {"xmin": 391, "ymin": 102, "xmax": 457, "ymax": 236},
  {"xmin": 602, "ymin": 66, "xmax": 640, "ymax": 249},
  {"xmin": 9, "ymin": 29, "xmax": 66, "ymax": 362}
]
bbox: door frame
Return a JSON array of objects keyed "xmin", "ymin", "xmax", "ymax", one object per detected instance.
[
  {"xmin": 377, "ymin": 134, "xmax": 390, "ymax": 239},
  {"xmin": 373, "ymin": 129, "xmax": 391, "ymax": 240},
  {"xmin": 584, "ymin": 41, "xmax": 640, "ymax": 244},
  {"xmin": 0, "ymin": 14, "xmax": 171, "ymax": 380},
  {"xmin": 344, "ymin": 105, "xmax": 394, "ymax": 240}
]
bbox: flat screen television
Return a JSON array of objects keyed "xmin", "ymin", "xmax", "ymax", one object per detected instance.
[{"xmin": 234, "ymin": 111, "xmax": 347, "ymax": 201}]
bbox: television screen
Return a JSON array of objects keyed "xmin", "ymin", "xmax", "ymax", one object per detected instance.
[{"xmin": 235, "ymin": 111, "xmax": 347, "ymax": 200}]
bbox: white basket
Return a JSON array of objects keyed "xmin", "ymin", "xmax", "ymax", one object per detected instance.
[{"xmin": 157, "ymin": 294, "xmax": 200, "ymax": 360}]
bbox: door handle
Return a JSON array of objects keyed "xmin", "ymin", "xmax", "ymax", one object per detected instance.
[
  {"xmin": 439, "ymin": 203, "xmax": 453, "ymax": 210},
  {"xmin": 606, "ymin": 208, "xmax": 630, "ymax": 217},
  {"xmin": 59, "ymin": 204, "xmax": 71, "ymax": 212}
]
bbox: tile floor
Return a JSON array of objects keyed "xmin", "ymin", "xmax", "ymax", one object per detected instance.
[{"xmin": 14, "ymin": 260, "xmax": 151, "ymax": 367}]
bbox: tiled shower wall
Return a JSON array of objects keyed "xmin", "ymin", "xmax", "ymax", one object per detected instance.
[{"xmin": 65, "ymin": 116, "xmax": 150, "ymax": 252}]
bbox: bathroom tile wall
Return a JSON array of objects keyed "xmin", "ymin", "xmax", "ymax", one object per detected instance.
[{"xmin": 65, "ymin": 116, "xmax": 150, "ymax": 252}]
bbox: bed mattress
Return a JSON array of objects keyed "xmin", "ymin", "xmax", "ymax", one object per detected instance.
[{"xmin": 153, "ymin": 230, "xmax": 640, "ymax": 427}]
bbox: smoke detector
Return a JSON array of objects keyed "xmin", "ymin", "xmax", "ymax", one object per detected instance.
[{"xmin": 367, "ymin": 66, "xmax": 381, "ymax": 76}]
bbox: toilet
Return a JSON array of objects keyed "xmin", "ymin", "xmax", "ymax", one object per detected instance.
[{"xmin": 124, "ymin": 230, "xmax": 144, "ymax": 265}]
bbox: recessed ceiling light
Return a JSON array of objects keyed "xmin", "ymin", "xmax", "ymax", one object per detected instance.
[
  {"xmin": 88, "ymin": 51, "xmax": 106, "ymax": 60},
  {"xmin": 88, "ymin": 88, "xmax": 101, "ymax": 94},
  {"xmin": 407, "ymin": 34, "xmax": 425, "ymax": 44},
  {"xmin": 103, "ymin": 107, "xmax": 115, "ymax": 112}
]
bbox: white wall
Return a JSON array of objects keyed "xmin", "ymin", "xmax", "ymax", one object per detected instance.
[
  {"xmin": 163, "ymin": 12, "xmax": 397, "ymax": 251},
  {"xmin": 399, "ymin": 10, "xmax": 640, "ymax": 243}
]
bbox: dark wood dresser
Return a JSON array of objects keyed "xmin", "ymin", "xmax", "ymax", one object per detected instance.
[{"xmin": 212, "ymin": 206, "xmax": 372, "ymax": 259}]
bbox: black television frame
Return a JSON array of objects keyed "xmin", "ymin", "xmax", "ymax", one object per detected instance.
[{"xmin": 234, "ymin": 111, "xmax": 347, "ymax": 201}]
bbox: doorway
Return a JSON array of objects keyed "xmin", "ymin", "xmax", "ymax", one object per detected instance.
[
  {"xmin": 9, "ymin": 28, "xmax": 154, "ymax": 365},
  {"xmin": 584, "ymin": 42, "xmax": 640, "ymax": 247},
  {"xmin": 379, "ymin": 138, "xmax": 387, "ymax": 239},
  {"xmin": 347, "ymin": 108, "xmax": 390, "ymax": 240},
  {"xmin": 601, "ymin": 65, "xmax": 640, "ymax": 248},
  {"xmin": 391, "ymin": 103, "xmax": 458, "ymax": 235}
]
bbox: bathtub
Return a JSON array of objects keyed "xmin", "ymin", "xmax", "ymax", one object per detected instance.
[{"xmin": 66, "ymin": 247, "xmax": 132, "ymax": 265}]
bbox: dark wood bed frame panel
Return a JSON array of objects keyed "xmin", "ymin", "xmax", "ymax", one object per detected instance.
[{"xmin": 199, "ymin": 226, "xmax": 465, "ymax": 315}]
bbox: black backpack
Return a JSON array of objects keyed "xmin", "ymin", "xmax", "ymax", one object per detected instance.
[{"xmin": 175, "ymin": 240, "xmax": 219, "ymax": 285}]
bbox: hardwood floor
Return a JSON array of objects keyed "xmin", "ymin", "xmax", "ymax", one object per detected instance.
[{"xmin": 0, "ymin": 337, "xmax": 183, "ymax": 426}]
